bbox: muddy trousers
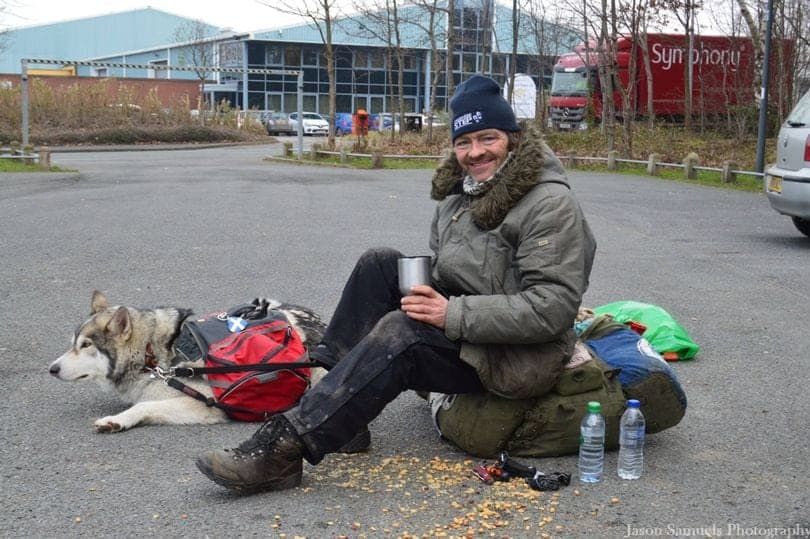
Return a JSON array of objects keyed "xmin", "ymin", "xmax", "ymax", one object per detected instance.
[{"xmin": 283, "ymin": 247, "xmax": 484, "ymax": 464}]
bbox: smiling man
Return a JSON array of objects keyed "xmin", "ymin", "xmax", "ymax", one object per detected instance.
[{"xmin": 196, "ymin": 74, "xmax": 597, "ymax": 494}]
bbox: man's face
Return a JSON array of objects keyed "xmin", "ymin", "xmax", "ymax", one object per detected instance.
[{"xmin": 453, "ymin": 128, "xmax": 510, "ymax": 183}]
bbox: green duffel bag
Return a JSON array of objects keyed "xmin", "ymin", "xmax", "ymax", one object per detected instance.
[{"xmin": 433, "ymin": 358, "xmax": 626, "ymax": 458}]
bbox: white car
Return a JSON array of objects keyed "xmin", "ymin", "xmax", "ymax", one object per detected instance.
[
  {"xmin": 288, "ymin": 112, "xmax": 329, "ymax": 136},
  {"xmin": 764, "ymin": 88, "xmax": 810, "ymax": 237}
]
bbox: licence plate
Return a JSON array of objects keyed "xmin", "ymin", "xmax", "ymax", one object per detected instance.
[
  {"xmin": 558, "ymin": 122, "xmax": 571, "ymax": 129},
  {"xmin": 767, "ymin": 175, "xmax": 783, "ymax": 194}
]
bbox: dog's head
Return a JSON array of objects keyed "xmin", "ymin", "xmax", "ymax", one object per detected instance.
[{"xmin": 49, "ymin": 291, "xmax": 144, "ymax": 388}]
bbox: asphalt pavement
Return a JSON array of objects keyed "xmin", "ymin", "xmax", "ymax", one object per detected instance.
[{"xmin": 1, "ymin": 142, "xmax": 808, "ymax": 538}]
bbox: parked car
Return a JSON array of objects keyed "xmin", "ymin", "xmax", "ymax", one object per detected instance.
[
  {"xmin": 288, "ymin": 112, "xmax": 329, "ymax": 136},
  {"xmin": 765, "ymin": 88, "xmax": 810, "ymax": 237},
  {"xmin": 333, "ymin": 112, "xmax": 353, "ymax": 136},
  {"xmin": 373, "ymin": 112, "xmax": 446, "ymax": 133},
  {"xmin": 264, "ymin": 111, "xmax": 295, "ymax": 135},
  {"xmin": 372, "ymin": 113, "xmax": 398, "ymax": 132}
]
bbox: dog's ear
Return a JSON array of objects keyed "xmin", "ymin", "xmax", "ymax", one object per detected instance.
[
  {"xmin": 91, "ymin": 291, "xmax": 108, "ymax": 314},
  {"xmin": 106, "ymin": 306, "xmax": 132, "ymax": 341}
]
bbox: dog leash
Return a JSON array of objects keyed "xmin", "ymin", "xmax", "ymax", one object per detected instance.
[{"xmin": 148, "ymin": 360, "xmax": 323, "ymax": 419}]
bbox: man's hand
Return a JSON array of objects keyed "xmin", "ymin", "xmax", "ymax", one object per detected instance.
[{"xmin": 400, "ymin": 285, "xmax": 448, "ymax": 329}]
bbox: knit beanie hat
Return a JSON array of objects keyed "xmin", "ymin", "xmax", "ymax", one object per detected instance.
[{"xmin": 450, "ymin": 75, "xmax": 520, "ymax": 141}]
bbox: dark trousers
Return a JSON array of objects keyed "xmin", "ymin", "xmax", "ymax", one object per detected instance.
[{"xmin": 283, "ymin": 247, "xmax": 484, "ymax": 464}]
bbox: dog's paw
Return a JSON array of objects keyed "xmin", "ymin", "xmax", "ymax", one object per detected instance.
[{"xmin": 94, "ymin": 417, "xmax": 125, "ymax": 433}]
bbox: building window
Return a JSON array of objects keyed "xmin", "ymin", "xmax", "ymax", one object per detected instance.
[
  {"xmin": 284, "ymin": 46, "xmax": 301, "ymax": 66},
  {"xmin": 93, "ymin": 67, "xmax": 108, "ymax": 77},
  {"xmin": 462, "ymin": 53, "xmax": 477, "ymax": 73},
  {"xmin": 335, "ymin": 48, "xmax": 352, "ymax": 68},
  {"xmin": 303, "ymin": 48, "xmax": 319, "ymax": 66},
  {"xmin": 220, "ymin": 42, "xmax": 244, "ymax": 67},
  {"xmin": 370, "ymin": 50, "xmax": 385, "ymax": 69},
  {"xmin": 335, "ymin": 94, "xmax": 351, "ymax": 112},
  {"xmin": 354, "ymin": 50, "xmax": 368, "ymax": 69},
  {"xmin": 266, "ymin": 46, "xmax": 283, "ymax": 65}
]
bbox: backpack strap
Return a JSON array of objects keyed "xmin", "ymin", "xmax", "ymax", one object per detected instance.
[
  {"xmin": 171, "ymin": 361, "xmax": 318, "ymax": 377},
  {"xmin": 164, "ymin": 377, "xmax": 291, "ymax": 419}
]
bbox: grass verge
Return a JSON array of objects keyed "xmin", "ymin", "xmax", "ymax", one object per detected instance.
[
  {"xmin": 569, "ymin": 161, "xmax": 764, "ymax": 192},
  {"xmin": 312, "ymin": 154, "xmax": 440, "ymax": 169},
  {"xmin": 0, "ymin": 158, "xmax": 64, "ymax": 172}
]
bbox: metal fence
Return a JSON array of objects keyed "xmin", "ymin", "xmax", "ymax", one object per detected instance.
[{"xmin": 0, "ymin": 144, "xmax": 49, "ymax": 167}]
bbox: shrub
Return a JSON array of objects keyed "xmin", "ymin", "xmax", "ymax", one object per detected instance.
[{"xmin": 0, "ymin": 79, "xmax": 265, "ymax": 144}]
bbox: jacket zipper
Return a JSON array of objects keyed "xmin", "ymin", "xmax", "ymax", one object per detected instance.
[{"xmin": 451, "ymin": 196, "xmax": 472, "ymax": 222}]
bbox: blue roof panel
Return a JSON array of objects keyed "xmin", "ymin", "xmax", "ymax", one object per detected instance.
[{"xmin": 1, "ymin": 8, "xmax": 220, "ymax": 73}]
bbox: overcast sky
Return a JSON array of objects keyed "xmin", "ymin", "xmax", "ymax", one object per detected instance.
[
  {"xmin": 4, "ymin": 0, "xmax": 728, "ymax": 36},
  {"xmin": 3, "ymin": 0, "xmax": 308, "ymax": 32}
]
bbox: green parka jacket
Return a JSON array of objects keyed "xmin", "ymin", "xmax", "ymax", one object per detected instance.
[{"xmin": 430, "ymin": 125, "xmax": 597, "ymax": 399}]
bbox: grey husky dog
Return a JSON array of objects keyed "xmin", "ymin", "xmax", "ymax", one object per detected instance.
[{"xmin": 49, "ymin": 291, "xmax": 326, "ymax": 433}]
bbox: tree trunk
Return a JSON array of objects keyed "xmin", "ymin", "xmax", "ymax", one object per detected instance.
[{"xmin": 445, "ymin": 0, "xmax": 455, "ymax": 106}]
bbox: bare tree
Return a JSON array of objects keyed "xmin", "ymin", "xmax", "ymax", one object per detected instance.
[
  {"xmin": 508, "ymin": 0, "xmax": 519, "ymax": 102},
  {"xmin": 262, "ymin": 0, "xmax": 341, "ymax": 148},
  {"xmin": 778, "ymin": 0, "xmax": 810, "ymax": 113},
  {"xmin": 705, "ymin": 0, "xmax": 806, "ymax": 133},
  {"xmin": 408, "ymin": 0, "xmax": 449, "ymax": 141},
  {"xmin": 657, "ymin": 0, "xmax": 703, "ymax": 130},
  {"xmin": 446, "ymin": 0, "xmax": 456, "ymax": 101},
  {"xmin": 350, "ymin": 0, "xmax": 408, "ymax": 142},
  {"xmin": 735, "ymin": 0, "xmax": 809, "ymax": 122},
  {"xmin": 525, "ymin": 0, "xmax": 577, "ymax": 128},
  {"xmin": 0, "ymin": 1, "xmax": 14, "ymax": 55},
  {"xmin": 174, "ymin": 20, "xmax": 217, "ymax": 123}
]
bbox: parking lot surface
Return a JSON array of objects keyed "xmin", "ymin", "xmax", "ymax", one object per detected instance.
[{"xmin": 1, "ymin": 143, "xmax": 808, "ymax": 537}]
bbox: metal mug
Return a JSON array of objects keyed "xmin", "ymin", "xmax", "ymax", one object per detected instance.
[{"xmin": 397, "ymin": 256, "xmax": 431, "ymax": 296}]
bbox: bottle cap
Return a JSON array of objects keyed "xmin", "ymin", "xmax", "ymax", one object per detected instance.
[
  {"xmin": 627, "ymin": 399, "xmax": 641, "ymax": 408},
  {"xmin": 587, "ymin": 401, "xmax": 601, "ymax": 413}
]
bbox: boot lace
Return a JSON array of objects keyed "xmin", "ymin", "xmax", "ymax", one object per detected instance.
[{"xmin": 234, "ymin": 416, "xmax": 289, "ymax": 455}]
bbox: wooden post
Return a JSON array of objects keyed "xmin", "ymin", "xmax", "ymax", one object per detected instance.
[
  {"xmin": 310, "ymin": 143, "xmax": 321, "ymax": 161},
  {"xmin": 340, "ymin": 146, "xmax": 348, "ymax": 164},
  {"xmin": 10, "ymin": 141, "xmax": 20, "ymax": 156},
  {"xmin": 371, "ymin": 151, "xmax": 384, "ymax": 169},
  {"xmin": 38, "ymin": 147, "xmax": 51, "ymax": 169},
  {"xmin": 566, "ymin": 152, "xmax": 576, "ymax": 169},
  {"xmin": 282, "ymin": 142, "xmax": 293, "ymax": 157},
  {"xmin": 721, "ymin": 161, "xmax": 737, "ymax": 183},
  {"xmin": 607, "ymin": 150, "xmax": 618, "ymax": 171},
  {"xmin": 646, "ymin": 153, "xmax": 658, "ymax": 176},
  {"xmin": 683, "ymin": 152, "xmax": 699, "ymax": 180},
  {"xmin": 23, "ymin": 144, "xmax": 35, "ymax": 165}
]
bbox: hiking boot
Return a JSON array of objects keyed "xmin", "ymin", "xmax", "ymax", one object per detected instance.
[
  {"xmin": 337, "ymin": 426, "xmax": 371, "ymax": 454},
  {"xmin": 196, "ymin": 415, "xmax": 304, "ymax": 493}
]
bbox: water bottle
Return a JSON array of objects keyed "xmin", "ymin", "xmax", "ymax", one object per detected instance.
[
  {"xmin": 578, "ymin": 401, "xmax": 605, "ymax": 483},
  {"xmin": 618, "ymin": 399, "xmax": 646, "ymax": 480}
]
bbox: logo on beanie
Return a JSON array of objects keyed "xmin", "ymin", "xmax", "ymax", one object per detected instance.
[{"xmin": 453, "ymin": 111, "xmax": 483, "ymax": 132}]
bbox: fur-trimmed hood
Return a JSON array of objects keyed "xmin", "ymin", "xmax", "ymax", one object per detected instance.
[{"xmin": 430, "ymin": 125, "xmax": 568, "ymax": 230}]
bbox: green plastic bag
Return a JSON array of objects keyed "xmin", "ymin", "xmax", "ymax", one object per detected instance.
[{"xmin": 593, "ymin": 301, "xmax": 699, "ymax": 360}]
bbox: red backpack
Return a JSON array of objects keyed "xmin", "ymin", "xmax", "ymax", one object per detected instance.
[{"xmin": 168, "ymin": 303, "xmax": 314, "ymax": 422}]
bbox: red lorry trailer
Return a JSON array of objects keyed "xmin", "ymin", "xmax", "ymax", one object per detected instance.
[{"xmin": 548, "ymin": 34, "xmax": 758, "ymax": 130}]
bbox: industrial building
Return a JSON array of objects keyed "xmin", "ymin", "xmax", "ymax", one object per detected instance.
[{"xmin": 2, "ymin": 2, "xmax": 575, "ymax": 116}]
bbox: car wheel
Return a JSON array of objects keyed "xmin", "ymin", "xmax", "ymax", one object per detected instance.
[{"xmin": 791, "ymin": 217, "xmax": 810, "ymax": 237}]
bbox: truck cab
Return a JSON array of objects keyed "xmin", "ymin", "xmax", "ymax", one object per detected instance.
[{"xmin": 548, "ymin": 49, "xmax": 599, "ymax": 131}]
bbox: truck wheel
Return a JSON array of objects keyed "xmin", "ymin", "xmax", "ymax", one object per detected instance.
[{"xmin": 791, "ymin": 217, "xmax": 810, "ymax": 237}]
